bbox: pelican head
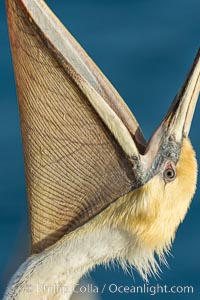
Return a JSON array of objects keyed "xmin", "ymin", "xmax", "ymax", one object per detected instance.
[{"xmin": 87, "ymin": 53, "xmax": 199, "ymax": 277}]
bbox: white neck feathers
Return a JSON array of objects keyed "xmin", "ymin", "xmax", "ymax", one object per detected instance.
[{"xmin": 3, "ymin": 226, "xmax": 137, "ymax": 300}]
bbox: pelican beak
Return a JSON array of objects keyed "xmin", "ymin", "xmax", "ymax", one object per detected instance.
[
  {"xmin": 164, "ymin": 49, "xmax": 200, "ymax": 142},
  {"xmin": 142, "ymin": 50, "xmax": 200, "ymax": 173}
]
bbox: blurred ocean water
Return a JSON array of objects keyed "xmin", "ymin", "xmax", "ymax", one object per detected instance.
[{"xmin": 0, "ymin": 0, "xmax": 200, "ymax": 299}]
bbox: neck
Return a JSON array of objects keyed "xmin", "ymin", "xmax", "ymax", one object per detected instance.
[
  {"xmin": 3, "ymin": 226, "xmax": 133, "ymax": 300},
  {"xmin": 5, "ymin": 179, "xmax": 180, "ymax": 300}
]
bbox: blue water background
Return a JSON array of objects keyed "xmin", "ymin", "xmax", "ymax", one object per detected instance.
[{"xmin": 0, "ymin": 0, "xmax": 200, "ymax": 299}]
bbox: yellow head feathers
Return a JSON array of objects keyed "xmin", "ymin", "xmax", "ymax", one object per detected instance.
[{"xmin": 93, "ymin": 138, "xmax": 197, "ymax": 256}]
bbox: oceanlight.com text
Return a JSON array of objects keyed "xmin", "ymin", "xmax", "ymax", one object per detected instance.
[{"xmin": 25, "ymin": 282, "xmax": 194, "ymax": 296}]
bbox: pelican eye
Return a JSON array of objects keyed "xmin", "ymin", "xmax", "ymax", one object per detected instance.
[{"xmin": 163, "ymin": 164, "xmax": 176, "ymax": 182}]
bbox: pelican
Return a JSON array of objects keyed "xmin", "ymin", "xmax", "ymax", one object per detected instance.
[{"xmin": 3, "ymin": 0, "xmax": 199, "ymax": 299}]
